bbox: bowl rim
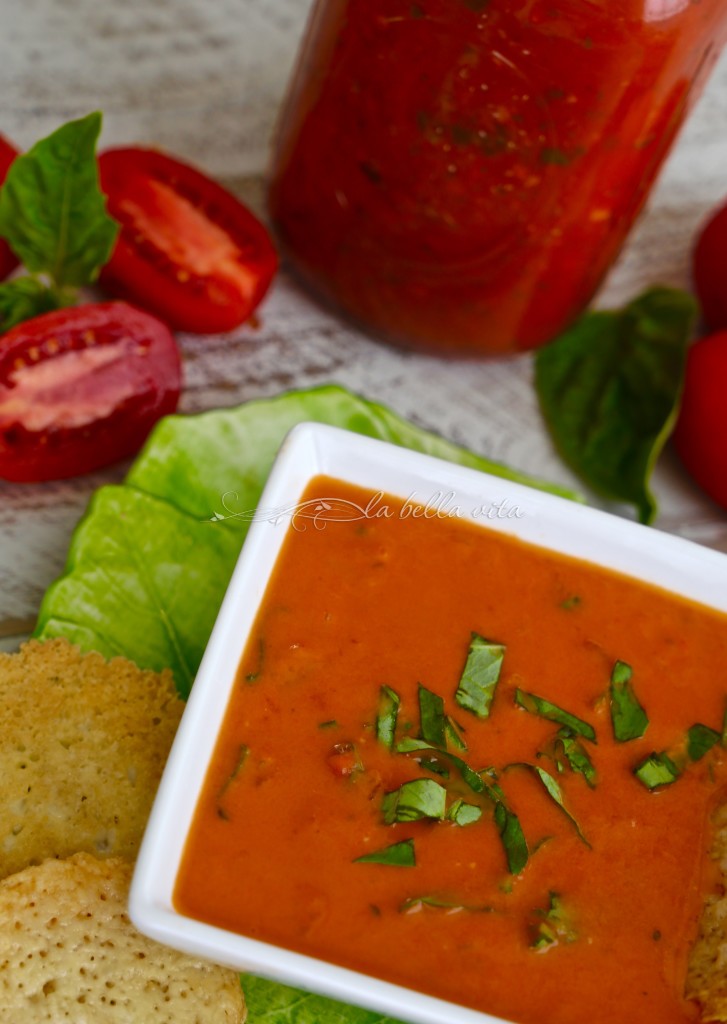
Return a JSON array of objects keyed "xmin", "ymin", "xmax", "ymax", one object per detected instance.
[{"xmin": 130, "ymin": 420, "xmax": 727, "ymax": 1024}]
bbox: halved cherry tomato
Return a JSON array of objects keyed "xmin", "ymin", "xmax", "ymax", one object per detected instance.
[
  {"xmin": 693, "ymin": 200, "xmax": 727, "ymax": 331},
  {"xmin": 0, "ymin": 302, "xmax": 181, "ymax": 482},
  {"xmin": 98, "ymin": 148, "xmax": 278, "ymax": 334},
  {"xmin": 673, "ymin": 330, "xmax": 727, "ymax": 511},
  {"xmin": 0, "ymin": 136, "xmax": 20, "ymax": 282}
]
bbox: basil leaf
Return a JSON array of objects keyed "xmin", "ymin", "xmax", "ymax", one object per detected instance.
[
  {"xmin": 514, "ymin": 688, "xmax": 596, "ymax": 742},
  {"xmin": 634, "ymin": 751, "xmax": 682, "ymax": 789},
  {"xmin": 535, "ymin": 287, "xmax": 697, "ymax": 524},
  {"xmin": 36, "ymin": 385, "xmax": 579, "ymax": 692},
  {"xmin": 609, "ymin": 660, "xmax": 648, "ymax": 741},
  {"xmin": 529, "ymin": 892, "xmax": 577, "ymax": 950},
  {"xmin": 216, "ymin": 744, "xmax": 249, "ymax": 820},
  {"xmin": 396, "ymin": 737, "xmax": 486, "ymax": 795},
  {"xmin": 376, "ymin": 685, "xmax": 400, "ymax": 749},
  {"xmin": 455, "ymin": 632, "xmax": 505, "ymax": 718},
  {"xmin": 382, "ymin": 779, "xmax": 447, "ymax": 823},
  {"xmin": 532, "ymin": 766, "xmax": 590, "ymax": 846},
  {"xmin": 687, "ymin": 723, "xmax": 720, "ymax": 762},
  {"xmin": 447, "ymin": 799, "xmax": 483, "ymax": 826},
  {"xmin": 555, "ymin": 729, "xmax": 597, "ymax": 788},
  {"xmin": 0, "ymin": 276, "xmax": 61, "ymax": 333},
  {"xmin": 494, "ymin": 801, "xmax": 528, "ymax": 875},
  {"xmin": 400, "ymin": 894, "xmax": 493, "ymax": 913},
  {"xmin": 418, "ymin": 757, "xmax": 450, "ymax": 778},
  {"xmin": 354, "ymin": 839, "xmax": 415, "ymax": 867},
  {"xmin": 418, "ymin": 684, "xmax": 446, "ymax": 747},
  {"xmin": 445, "ymin": 716, "xmax": 468, "ymax": 752},
  {"xmin": 0, "ymin": 112, "xmax": 118, "ymax": 289}
]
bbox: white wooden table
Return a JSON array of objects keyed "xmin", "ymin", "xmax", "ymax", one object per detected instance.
[{"xmin": 1, "ymin": 0, "xmax": 726, "ymax": 652}]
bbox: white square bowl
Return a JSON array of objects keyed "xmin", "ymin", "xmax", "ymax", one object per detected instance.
[{"xmin": 130, "ymin": 421, "xmax": 727, "ymax": 1024}]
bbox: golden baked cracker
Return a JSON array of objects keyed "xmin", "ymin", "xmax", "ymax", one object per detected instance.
[
  {"xmin": 0, "ymin": 852, "xmax": 245, "ymax": 1022},
  {"xmin": 686, "ymin": 802, "xmax": 727, "ymax": 1021},
  {"xmin": 0, "ymin": 638, "xmax": 183, "ymax": 879}
]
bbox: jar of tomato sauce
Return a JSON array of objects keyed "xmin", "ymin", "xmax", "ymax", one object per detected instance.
[{"xmin": 269, "ymin": 0, "xmax": 727, "ymax": 356}]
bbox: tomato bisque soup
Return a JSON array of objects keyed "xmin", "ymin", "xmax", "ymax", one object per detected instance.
[
  {"xmin": 175, "ymin": 477, "xmax": 727, "ymax": 1024},
  {"xmin": 269, "ymin": 0, "xmax": 727, "ymax": 356}
]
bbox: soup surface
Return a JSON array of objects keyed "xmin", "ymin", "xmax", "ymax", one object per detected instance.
[{"xmin": 175, "ymin": 477, "xmax": 727, "ymax": 1024}]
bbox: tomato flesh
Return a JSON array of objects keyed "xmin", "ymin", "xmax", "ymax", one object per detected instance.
[
  {"xmin": 0, "ymin": 302, "xmax": 181, "ymax": 482},
  {"xmin": 673, "ymin": 330, "xmax": 727, "ymax": 510},
  {"xmin": 693, "ymin": 201, "xmax": 727, "ymax": 332},
  {"xmin": 0, "ymin": 136, "xmax": 20, "ymax": 282},
  {"xmin": 99, "ymin": 148, "xmax": 278, "ymax": 334}
]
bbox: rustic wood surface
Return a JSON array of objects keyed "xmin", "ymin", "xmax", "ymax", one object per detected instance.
[{"xmin": 1, "ymin": 0, "xmax": 726, "ymax": 652}]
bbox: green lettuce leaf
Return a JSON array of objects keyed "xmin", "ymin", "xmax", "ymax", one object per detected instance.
[
  {"xmin": 35, "ymin": 486, "xmax": 240, "ymax": 697},
  {"xmin": 35, "ymin": 385, "xmax": 579, "ymax": 695},
  {"xmin": 241, "ymin": 974, "xmax": 405, "ymax": 1024},
  {"xmin": 535, "ymin": 287, "xmax": 697, "ymax": 524}
]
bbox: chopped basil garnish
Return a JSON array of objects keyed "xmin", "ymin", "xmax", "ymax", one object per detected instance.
[
  {"xmin": 532, "ymin": 766, "xmax": 590, "ymax": 846},
  {"xmin": 445, "ymin": 715, "xmax": 468, "ymax": 752},
  {"xmin": 216, "ymin": 743, "xmax": 250, "ymax": 819},
  {"xmin": 376, "ymin": 685, "xmax": 400, "ymax": 749},
  {"xmin": 633, "ymin": 752, "xmax": 682, "ymax": 789},
  {"xmin": 354, "ymin": 839, "xmax": 416, "ymax": 867},
  {"xmin": 418, "ymin": 756, "xmax": 450, "ymax": 778},
  {"xmin": 494, "ymin": 801, "xmax": 528, "ymax": 875},
  {"xmin": 396, "ymin": 737, "xmax": 486, "ymax": 794},
  {"xmin": 555, "ymin": 728, "xmax": 597, "ymax": 788},
  {"xmin": 382, "ymin": 779, "xmax": 447, "ymax": 823},
  {"xmin": 400, "ymin": 894, "xmax": 494, "ymax": 913},
  {"xmin": 447, "ymin": 799, "xmax": 483, "ymax": 827},
  {"xmin": 418, "ymin": 684, "xmax": 447, "ymax": 747},
  {"xmin": 244, "ymin": 636, "xmax": 266, "ymax": 682},
  {"xmin": 318, "ymin": 719, "xmax": 338, "ymax": 730},
  {"xmin": 561, "ymin": 595, "xmax": 582, "ymax": 611},
  {"xmin": 455, "ymin": 633, "xmax": 505, "ymax": 719},
  {"xmin": 609, "ymin": 660, "xmax": 648, "ymax": 741},
  {"xmin": 687, "ymin": 723, "xmax": 721, "ymax": 762},
  {"xmin": 530, "ymin": 892, "xmax": 577, "ymax": 950},
  {"xmin": 514, "ymin": 688, "xmax": 596, "ymax": 742}
]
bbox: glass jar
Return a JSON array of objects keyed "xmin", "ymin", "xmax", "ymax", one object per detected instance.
[{"xmin": 269, "ymin": 0, "xmax": 727, "ymax": 357}]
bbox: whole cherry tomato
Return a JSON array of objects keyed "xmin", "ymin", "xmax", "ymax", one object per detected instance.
[
  {"xmin": 0, "ymin": 136, "xmax": 20, "ymax": 282},
  {"xmin": 693, "ymin": 201, "xmax": 727, "ymax": 331},
  {"xmin": 98, "ymin": 148, "xmax": 278, "ymax": 334},
  {"xmin": 673, "ymin": 330, "xmax": 727, "ymax": 511},
  {"xmin": 0, "ymin": 302, "xmax": 181, "ymax": 482}
]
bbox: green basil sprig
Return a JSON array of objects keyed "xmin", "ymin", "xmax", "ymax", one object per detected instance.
[
  {"xmin": 0, "ymin": 112, "xmax": 118, "ymax": 331},
  {"xmin": 535, "ymin": 287, "xmax": 697, "ymax": 524}
]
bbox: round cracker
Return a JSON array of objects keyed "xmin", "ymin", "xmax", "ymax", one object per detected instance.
[
  {"xmin": 0, "ymin": 852, "xmax": 245, "ymax": 1022},
  {"xmin": 0, "ymin": 638, "xmax": 183, "ymax": 878}
]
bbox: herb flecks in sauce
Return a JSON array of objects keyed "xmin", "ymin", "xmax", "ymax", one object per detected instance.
[
  {"xmin": 529, "ymin": 892, "xmax": 578, "ymax": 951},
  {"xmin": 514, "ymin": 688, "xmax": 596, "ymax": 742}
]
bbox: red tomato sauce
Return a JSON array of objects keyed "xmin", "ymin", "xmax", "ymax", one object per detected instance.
[
  {"xmin": 175, "ymin": 478, "xmax": 727, "ymax": 1023},
  {"xmin": 269, "ymin": 0, "xmax": 727, "ymax": 356}
]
